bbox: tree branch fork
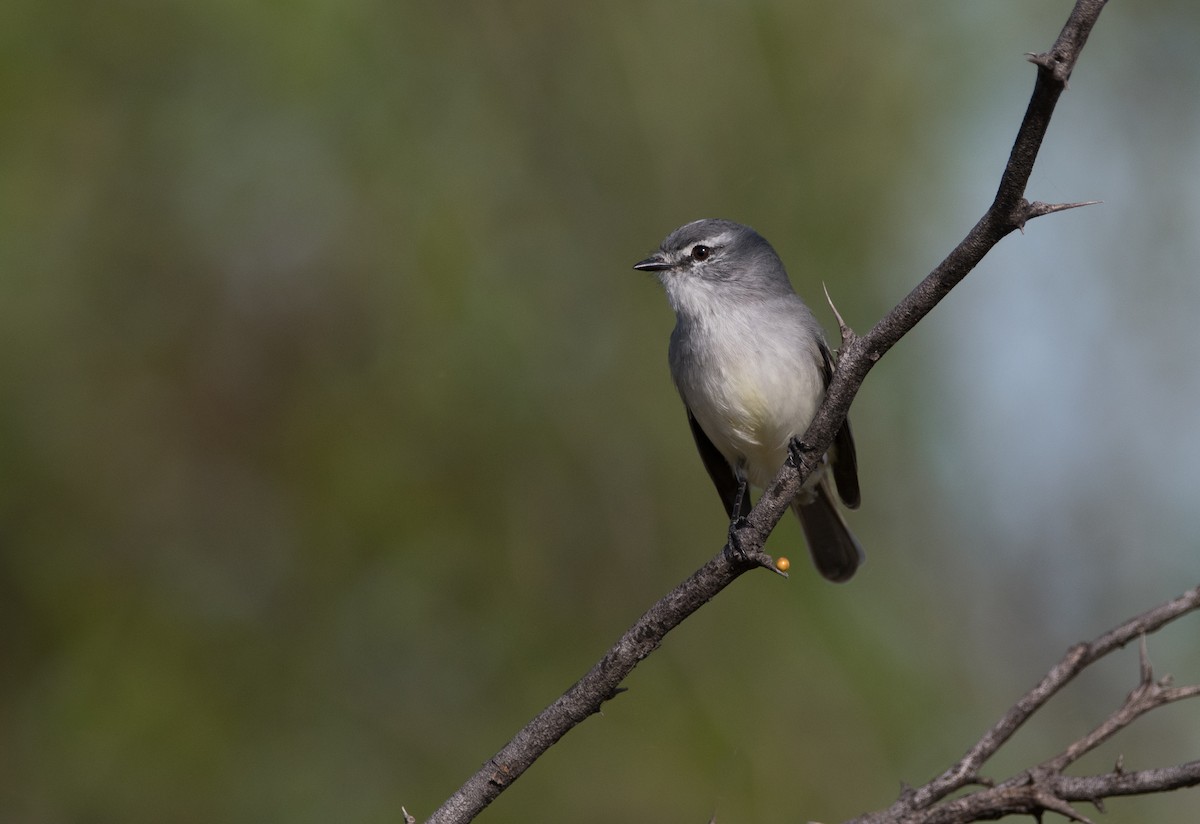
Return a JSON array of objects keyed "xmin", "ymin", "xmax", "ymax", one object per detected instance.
[
  {"xmin": 419, "ymin": 2, "xmax": 1198, "ymax": 822},
  {"xmin": 853, "ymin": 586, "xmax": 1200, "ymax": 824}
]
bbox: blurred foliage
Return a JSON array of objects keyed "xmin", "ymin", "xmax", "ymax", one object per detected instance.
[{"xmin": 2, "ymin": 1, "xmax": 1199, "ymax": 822}]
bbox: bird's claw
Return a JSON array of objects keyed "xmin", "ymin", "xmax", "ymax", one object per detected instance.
[
  {"xmin": 724, "ymin": 516, "xmax": 753, "ymax": 562},
  {"xmin": 786, "ymin": 437, "xmax": 812, "ymax": 469}
]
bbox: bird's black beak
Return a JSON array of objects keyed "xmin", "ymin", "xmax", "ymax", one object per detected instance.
[{"xmin": 633, "ymin": 254, "xmax": 671, "ymax": 272}]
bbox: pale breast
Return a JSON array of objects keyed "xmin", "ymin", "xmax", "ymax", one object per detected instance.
[{"xmin": 672, "ymin": 306, "xmax": 826, "ymax": 489}]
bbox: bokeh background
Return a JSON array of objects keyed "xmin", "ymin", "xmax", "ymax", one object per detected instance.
[{"xmin": 3, "ymin": 0, "xmax": 1199, "ymax": 822}]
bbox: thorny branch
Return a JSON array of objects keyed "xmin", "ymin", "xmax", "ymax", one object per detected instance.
[
  {"xmin": 414, "ymin": 3, "xmax": 1196, "ymax": 823},
  {"xmin": 747, "ymin": 0, "xmax": 1111, "ymax": 542}
]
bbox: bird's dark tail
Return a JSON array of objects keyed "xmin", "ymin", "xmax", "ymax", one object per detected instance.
[{"xmin": 792, "ymin": 481, "xmax": 864, "ymax": 583}]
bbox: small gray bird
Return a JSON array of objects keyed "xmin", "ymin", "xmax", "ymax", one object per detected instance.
[{"xmin": 634, "ymin": 219, "xmax": 863, "ymax": 582}]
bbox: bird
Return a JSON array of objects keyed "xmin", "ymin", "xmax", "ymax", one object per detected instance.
[{"xmin": 634, "ymin": 218, "xmax": 863, "ymax": 582}]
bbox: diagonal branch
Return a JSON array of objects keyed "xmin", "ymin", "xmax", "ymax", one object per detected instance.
[
  {"xmin": 420, "ymin": 3, "xmax": 1112, "ymax": 821},
  {"xmin": 424, "ymin": 554, "xmax": 753, "ymax": 823},
  {"xmin": 748, "ymin": 0, "xmax": 1109, "ymax": 542}
]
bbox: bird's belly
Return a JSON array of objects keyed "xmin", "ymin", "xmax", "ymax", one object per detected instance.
[{"xmin": 687, "ymin": 358, "xmax": 824, "ymax": 489}]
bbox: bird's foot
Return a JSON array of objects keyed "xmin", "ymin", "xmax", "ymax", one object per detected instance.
[
  {"xmin": 786, "ymin": 436, "xmax": 813, "ymax": 469},
  {"xmin": 723, "ymin": 517, "xmax": 788, "ymax": 577},
  {"xmin": 723, "ymin": 516, "xmax": 753, "ymax": 563}
]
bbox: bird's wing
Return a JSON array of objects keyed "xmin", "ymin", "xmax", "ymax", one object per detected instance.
[{"xmin": 686, "ymin": 408, "xmax": 750, "ymax": 518}]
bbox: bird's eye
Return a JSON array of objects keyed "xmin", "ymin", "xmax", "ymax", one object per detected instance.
[{"xmin": 691, "ymin": 245, "xmax": 711, "ymax": 262}]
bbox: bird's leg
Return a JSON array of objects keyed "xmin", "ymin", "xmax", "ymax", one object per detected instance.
[
  {"xmin": 724, "ymin": 476, "xmax": 752, "ymax": 561},
  {"xmin": 730, "ymin": 474, "xmax": 748, "ymax": 521}
]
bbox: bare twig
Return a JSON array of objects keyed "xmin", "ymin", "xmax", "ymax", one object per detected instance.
[
  {"xmin": 421, "ymin": 3, "xmax": 1115, "ymax": 822},
  {"xmin": 900, "ymin": 585, "xmax": 1200, "ymax": 812},
  {"xmin": 850, "ymin": 584, "xmax": 1200, "ymax": 824}
]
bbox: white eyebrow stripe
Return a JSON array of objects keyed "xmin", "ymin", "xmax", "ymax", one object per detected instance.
[{"xmin": 686, "ymin": 231, "xmax": 737, "ymax": 253}]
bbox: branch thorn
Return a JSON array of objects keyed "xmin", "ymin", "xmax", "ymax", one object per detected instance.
[
  {"xmin": 822, "ymin": 282, "xmax": 857, "ymax": 351},
  {"xmin": 1037, "ymin": 790, "xmax": 1096, "ymax": 824},
  {"xmin": 1017, "ymin": 199, "xmax": 1102, "ymax": 231}
]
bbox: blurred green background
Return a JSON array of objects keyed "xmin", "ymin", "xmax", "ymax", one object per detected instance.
[{"xmin": 3, "ymin": 0, "xmax": 1199, "ymax": 822}]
